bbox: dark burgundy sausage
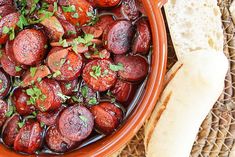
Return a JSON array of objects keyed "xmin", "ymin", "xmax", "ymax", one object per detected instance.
[
  {"xmin": 135, "ymin": 0, "xmax": 146, "ymax": 15},
  {"xmin": 14, "ymin": 122, "xmax": 43, "ymax": 154},
  {"xmin": 6, "ymin": 40, "xmax": 18, "ymax": 63},
  {"xmin": 89, "ymin": 0, "xmax": 120, "ymax": 7},
  {"xmin": 111, "ymin": 79, "xmax": 134, "ymax": 103},
  {"xmin": 103, "ymin": 20, "xmax": 134, "ymax": 54},
  {"xmin": 58, "ymin": 105, "xmax": 94, "ymax": 141},
  {"xmin": 13, "ymin": 29, "xmax": 47, "ymax": 65},
  {"xmin": 82, "ymin": 59, "xmax": 117, "ymax": 92},
  {"xmin": 46, "ymin": 126, "xmax": 77, "ymax": 152},
  {"xmin": 132, "ymin": 18, "xmax": 151, "ymax": 54},
  {"xmin": 58, "ymin": 18, "xmax": 77, "ymax": 38},
  {"xmin": 43, "ymin": 0, "xmax": 57, "ymax": 4},
  {"xmin": 0, "ymin": 99, "xmax": 7, "ymax": 128},
  {"xmin": 82, "ymin": 26, "xmax": 103, "ymax": 38},
  {"xmin": 0, "ymin": 68, "xmax": 10, "ymax": 98},
  {"xmin": 37, "ymin": 106, "xmax": 64, "ymax": 126},
  {"xmin": 84, "ymin": 49, "xmax": 110, "ymax": 60},
  {"xmin": 90, "ymin": 102, "xmax": 122, "ymax": 134},
  {"xmin": 120, "ymin": 0, "xmax": 140, "ymax": 20},
  {"xmin": 0, "ymin": 12, "xmax": 19, "ymax": 44},
  {"xmin": 0, "ymin": 5, "xmax": 15, "ymax": 18},
  {"xmin": 47, "ymin": 47, "xmax": 83, "ymax": 81},
  {"xmin": 2, "ymin": 114, "xmax": 20, "ymax": 147},
  {"xmin": 59, "ymin": 79, "xmax": 78, "ymax": 95},
  {"xmin": 114, "ymin": 55, "xmax": 149, "ymax": 82},
  {"xmin": 12, "ymin": 88, "xmax": 35, "ymax": 116},
  {"xmin": 95, "ymin": 15, "xmax": 114, "ymax": 32},
  {"xmin": 0, "ymin": 0, "xmax": 13, "ymax": 6}
]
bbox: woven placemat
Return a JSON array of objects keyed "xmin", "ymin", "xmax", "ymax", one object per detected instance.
[{"xmin": 116, "ymin": 0, "xmax": 235, "ymax": 156}]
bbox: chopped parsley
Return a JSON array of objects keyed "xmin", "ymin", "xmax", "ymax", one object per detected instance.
[
  {"xmin": 15, "ymin": 66, "xmax": 22, "ymax": 72},
  {"xmin": 72, "ymin": 13, "xmax": 79, "ymax": 18},
  {"xmin": 26, "ymin": 86, "xmax": 46, "ymax": 105},
  {"xmin": 65, "ymin": 83, "xmax": 71, "ymax": 89},
  {"xmin": 62, "ymin": 5, "xmax": 76, "ymax": 12},
  {"xmin": 5, "ymin": 105, "xmax": 14, "ymax": 117},
  {"xmin": 18, "ymin": 121, "xmax": 25, "ymax": 128},
  {"xmin": 90, "ymin": 65, "xmax": 101, "ymax": 79},
  {"xmin": 30, "ymin": 67, "xmax": 37, "ymax": 77},
  {"xmin": 88, "ymin": 97, "xmax": 97, "ymax": 105},
  {"xmin": 52, "ymin": 70, "xmax": 61, "ymax": 78},
  {"xmin": 109, "ymin": 63, "xmax": 124, "ymax": 72},
  {"xmin": 3, "ymin": 26, "xmax": 15, "ymax": 40},
  {"xmin": 81, "ymin": 86, "xmax": 88, "ymax": 98},
  {"xmin": 57, "ymin": 92, "xmax": 70, "ymax": 102}
]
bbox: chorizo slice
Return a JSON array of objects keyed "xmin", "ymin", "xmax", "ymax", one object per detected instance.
[
  {"xmin": 114, "ymin": 55, "xmax": 149, "ymax": 82},
  {"xmin": 120, "ymin": 0, "xmax": 140, "ymax": 20},
  {"xmin": 14, "ymin": 121, "xmax": 43, "ymax": 154},
  {"xmin": 82, "ymin": 26, "xmax": 103, "ymax": 38},
  {"xmin": 46, "ymin": 126, "xmax": 77, "ymax": 152},
  {"xmin": 89, "ymin": 0, "xmax": 121, "ymax": 8},
  {"xmin": 59, "ymin": 79, "xmax": 78, "ymax": 96},
  {"xmin": 94, "ymin": 15, "xmax": 114, "ymax": 32},
  {"xmin": 0, "ymin": 0, "xmax": 13, "ymax": 6},
  {"xmin": 0, "ymin": 12, "xmax": 19, "ymax": 44},
  {"xmin": 43, "ymin": 0, "xmax": 57, "ymax": 4},
  {"xmin": 58, "ymin": 18, "xmax": 77, "ymax": 39},
  {"xmin": 84, "ymin": 49, "xmax": 110, "ymax": 60},
  {"xmin": 21, "ymin": 65, "xmax": 51, "ymax": 87},
  {"xmin": 111, "ymin": 79, "xmax": 134, "ymax": 103},
  {"xmin": 0, "ymin": 5, "xmax": 15, "ymax": 18},
  {"xmin": 13, "ymin": 29, "xmax": 47, "ymax": 65},
  {"xmin": 0, "ymin": 68, "xmax": 10, "ymax": 98},
  {"xmin": 90, "ymin": 102, "xmax": 123, "ymax": 134},
  {"xmin": 82, "ymin": 59, "xmax": 117, "ymax": 92},
  {"xmin": 0, "ymin": 99, "xmax": 7, "ymax": 128},
  {"xmin": 58, "ymin": 105, "xmax": 94, "ymax": 142},
  {"xmin": 103, "ymin": 20, "xmax": 134, "ymax": 54},
  {"xmin": 5, "ymin": 40, "xmax": 18, "ymax": 63},
  {"xmin": 132, "ymin": 17, "xmax": 151, "ymax": 54},
  {"xmin": 2, "ymin": 114, "xmax": 20, "ymax": 147},
  {"xmin": 59, "ymin": 0, "xmax": 93, "ymax": 26},
  {"xmin": 12, "ymin": 88, "xmax": 35, "ymax": 116},
  {"xmin": 37, "ymin": 106, "xmax": 64, "ymax": 126}
]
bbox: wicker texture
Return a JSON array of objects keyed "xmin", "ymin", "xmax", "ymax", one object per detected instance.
[{"xmin": 117, "ymin": 0, "xmax": 235, "ymax": 156}]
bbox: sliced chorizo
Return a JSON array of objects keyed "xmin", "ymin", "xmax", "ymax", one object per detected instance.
[
  {"xmin": 21, "ymin": 65, "xmax": 51, "ymax": 87},
  {"xmin": 0, "ymin": 99, "xmax": 7, "ymax": 128},
  {"xmin": 5, "ymin": 40, "xmax": 18, "ymax": 63},
  {"xmin": 89, "ymin": 0, "xmax": 121, "ymax": 8},
  {"xmin": 0, "ymin": 12, "xmax": 19, "ymax": 44},
  {"xmin": 94, "ymin": 15, "xmax": 114, "ymax": 32},
  {"xmin": 58, "ymin": 105, "xmax": 94, "ymax": 142},
  {"xmin": 135, "ymin": 0, "xmax": 146, "ymax": 15},
  {"xmin": 14, "ymin": 121, "xmax": 43, "ymax": 154},
  {"xmin": 120, "ymin": 0, "xmax": 140, "ymax": 20},
  {"xmin": 43, "ymin": 0, "xmax": 57, "ymax": 4},
  {"xmin": 111, "ymin": 79, "xmax": 134, "ymax": 103},
  {"xmin": 82, "ymin": 26, "xmax": 103, "ymax": 38},
  {"xmin": 90, "ymin": 102, "xmax": 123, "ymax": 134},
  {"xmin": 46, "ymin": 126, "xmax": 77, "ymax": 152},
  {"xmin": 0, "ymin": 0, "xmax": 13, "ymax": 6},
  {"xmin": 84, "ymin": 49, "xmax": 110, "ymax": 60},
  {"xmin": 37, "ymin": 106, "xmax": 64, "ymax": 126},
  {"xmin": 132, "ymin": 17, "xmax": 151, "ymax": 54},
  {"xmin": 82, "ymin": 59, "xmax": 117, "ymax": 92},
  {"xmin": 12, "ymin": 88, "xmax": 35, "ymax": 116},
  {"xmin": 47, "ymin": 47, "xmax": 83, "ymax": 81},
  {"xmin": 0, "ymin": 5, "xmax": 15, "ymax": 18},
  {"xmin": 0, "ymin": 68, "xmax": 10, "ymax": 98},
  {"xmin": 13, "ymin": 29, "xmax": 47, "ymax": 65},
  {"xmin": 103, "ymin": 20, "xmax": 134, "ymax": 54},
  {"xmin": 59, "ymin": 0, "xmax": 93, "ymax": 26},
  {"xmin": 2, "ymin": 114, "xmax": 20, "ymax": 147},
  {"xmin": 59, "ymin": 79, "xmax": 78, "ymax": 96},
  {"xmin": 114, "ymin": 55, "xmax": 149, "ymax": 82},
  {"xmin": 58, "ymin": 18, "xmax": 77, "ymax": 38}
]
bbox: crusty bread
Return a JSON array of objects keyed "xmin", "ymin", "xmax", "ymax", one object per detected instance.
[
  {"xmin": 164, "ymin": 0, "xmax": 223, "ymax": 60},
  {"xmin": 229, "ymin": 0, "xmax": 235, "ymax": 24},
  {"xmin": 145, "ymin": 50, "xmax": 228, "ymax": 157}
]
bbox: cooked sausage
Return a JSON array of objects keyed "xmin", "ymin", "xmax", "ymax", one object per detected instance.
[
  {"xmin": 90, "ymin": 102, "xmax": 122, "ymax": 134},
  {"xmin": 47, "ymin": 47, "xmax": 83, "ymax": 81},
  {"xmin": 0, "ymin": 68, "xmax": 10, "ymax": 98},
  {"xmin": 0, "ymin": 12, "xmax": 19, "ymax": 44},
  {"xmin": 13, "ymin": 29, "xmax": 47, "ymax": 65},
  {"xmin": 95, "ymin": 15, "xmax": 114, "ymax": 31},
  {"xmin": 5, "ymin": 40, "xmax": 18, "ymax": 63},
  {"xmin": 0, "ymin": 5, "xmax": 15, "ymax": 18},
  {"xmin": 58, "ymin": 105, "xmax": 94, "ymax": 141},
  {"xmin": 46, "ymin": 126, "xmax": 77, "ymax": 152},
  {"xmin": 132, "ymin": 17, "xmax": 151, "ymax": 54},
  {"xmin": 0, "ymin": 0, "xmax": 13, "ymax": 6},
  {"xmin": 1, "ymin": 51, "xmax": 25, "ymax": 76},
  {"xmin": 89, "ymin": 0, "xmax": 121, "ymax": 7},
  {"xmin": 21, "ymin": 65, "xmax": 51, "ymax": 87},
  {"xmin": 59, "ymin": 79, "xmax": 78, "ymax": 95},
  {"xmin": 12, "ymin": 88, "xmax": 35, "ymax": 116},
  {"xmin": 120, "ymin": 0, "xmax": 140, "ymax": 20},
  {"xmin": 40, "ymin": 16, "xmax": 64, "ymax": 41},
  {"xmin": 37, "ymin": 106, "xmax": 64, "ymax": 126},
  {"xmin": 14, "ymin": 121, "xmax": 43, "ymax": 154},
  {"xmin": 0, "ymin": 99, "xmax": 7, "ymax": 128},
  {"xmin": 103, "ymin": 20, "xmax": 134, "ymax": 54},
  {"xmin": 43, "ymin": 0, "xmax": 57, "ymax": 4},
  {"xmin": 2, "ymin": 114, "xmax": 20, "ymax": 147},
  {"xmin": 82, "ymin": 59, "xmax": 117, "ymax": 91},
  {"xmin": 84, "ymin": 49, "xmax": 110, "ymax": 60},
  {"xmin": 58, "ymin": 18, "xmax": 77, "ymax": 38},
  {"xmin": 59, "ymin": 0, "xmax": 93, "ymax": 26},
  {"xmin": 82, "ymin": 26, "xmax": 103, "ymax": 38},
  {"xmin": 111, "ymin": 79, "xmax": 134, "ymax": 103},
  {"xmin": 114, "ymin": 55, "xmax": 149, "ymax": 82},
  {"xmin": 135, "ymin": 0, "xmax": 146, "ymax": 15}
]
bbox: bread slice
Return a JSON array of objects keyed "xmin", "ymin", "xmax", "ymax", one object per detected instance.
[
  {"xmin": 145, "ymin": 50, "xmax": 228, "ymax": 157},
  {"xmin": 164, "ymin": 0, "xmax": 223, "ymax": 60}
]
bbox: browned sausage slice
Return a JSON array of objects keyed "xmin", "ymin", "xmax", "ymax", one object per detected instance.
[
  {"xmin": 94, "ymin": 15, "xmax": 114, "ymax": 32},
  {"xmin": 0, "ymin": 99, "xmax": 7, "ymax": 128},
  {"xmin": 59, "ymin": 79, "xmax": 78, "ymax": 96},
  {"xmin": 0, "ymin": 12, "xmax": 19, "ymax": 44},
  {"xmin": 82, "ymin": 59, "xmax": 117, "ymax": 92},
  {"xmin": 114, "ymin": 55, "xmax": 149, "ymax": 82},
  {"xmin": 13, "ymin": 29, "xmax": 47, "ymax": 65},
  {"xmin": 103, "ymin": 20, "xmax": 134, "ymax": 54},
  {"xmin": 82, "ymin": 26, "xmax": 103, "ymax": 38},
  {"xmin": 46, "ymin": 126, "xmax": 77, "ymax": 152},
  {"xmin": 2, "ymin": 114, "xmax": 20, "ymax": 147},
  {"xmin": 89, "ymin": 0, "xmax": 120, "ymax": 7},
  {"xmin": 14, "ymin": 121, "xmax": 43, "ymax": 154},
  {"xmin": 0, "ymin": 68, "xmax": 10, "ymax": 98},
  {"xmin": 58, "ymin": 105, "xmax": 94, "ymax": 142},
  {"xmin": 0, "ymin": 5, "xmax": 15, "ymax": 18},
  {"xmin": 58, "ymin": 18, "xmax": 77, "ymax": 39},
  {"xmin": 84, "ymin": 49, "xmax": 110, "ymax": 60},
  {"xmin": 121, "ymin": 0, "xmax": 140, "ymax": 20},
  {"xmin": 132, "ymin": 17, "xmax": 151, "ymax": 54},
  {"xmin": 0, "ymin": 0, "xmax": 13, "ymax": 6}
]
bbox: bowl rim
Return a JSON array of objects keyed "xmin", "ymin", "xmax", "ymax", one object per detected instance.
[{"xmin": 0, "ymin": 0, "xmax": 168, "ymax": 156}]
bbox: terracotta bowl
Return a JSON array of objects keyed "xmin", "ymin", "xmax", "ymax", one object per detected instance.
[{"xmin": 0, "ymin": 0, "xmax": 167, "ymax": 156}]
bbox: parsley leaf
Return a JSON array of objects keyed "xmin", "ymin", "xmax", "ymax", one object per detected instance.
[
  {"xmin": 62, "ymin": 5, "xmax": 76, "ymax": 12},
  {"xmin": 88, "ymin": 97, "xmax": 97, "ymax": 105},
  {"xmin": 5, "ymin": 105, "xmax": 14, "ymax": 117},
  {"xmin": 109, "ymin": 63, "xmax": 124, "ymax": 72},
  {"xmin": 90, "ymin": 65, "xmax": 101, "ymax": 79},
  {"xmin": 18, "ymin": 121, "xmax": 25, "ymax": 128},
  {"xmin": 15, "ymin": 66, "xmax": 22, "ymax": 72},
  {"xmin": 3, "ymin": 26, "xmax": 15, "ymax": 40},
  {"xmin": 30, "ymin": 67, "xmax": 37, "ymax": 77},
  {"xmin": 81, "ymin": 86, "xmax": 88, "ymax": 98}
]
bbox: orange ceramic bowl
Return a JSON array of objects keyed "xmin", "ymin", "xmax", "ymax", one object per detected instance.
[{"xmin": 0, "ymin": 0, "xmax": 167, "ymax": 156}]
